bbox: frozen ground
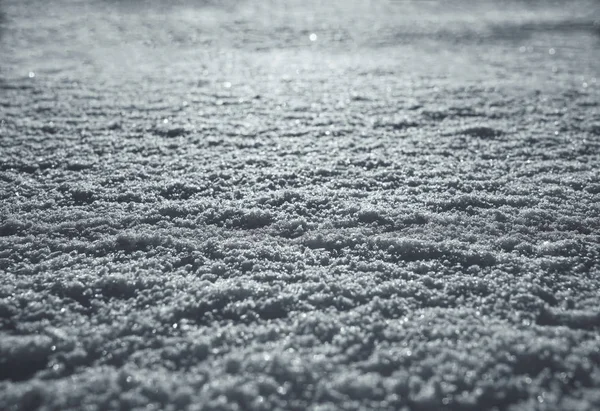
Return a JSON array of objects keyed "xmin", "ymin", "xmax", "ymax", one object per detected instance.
[{"xmin": 1, "ymin": 0, "xmax": 600, "ymax": 410}]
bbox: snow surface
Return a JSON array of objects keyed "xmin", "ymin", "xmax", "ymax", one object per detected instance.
[{"xmin": 1, "ymin": 0, "xmax": 600, "ymax": 410}]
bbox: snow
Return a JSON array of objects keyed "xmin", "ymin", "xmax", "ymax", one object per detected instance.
[{"xmin": 1, "ymin": 0, "xmax": 600, "ymax": 409}]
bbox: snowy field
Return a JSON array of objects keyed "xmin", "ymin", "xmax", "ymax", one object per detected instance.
[{"xmin": 1, "ymin": 0, "xmax": 600, "ymax": 409}]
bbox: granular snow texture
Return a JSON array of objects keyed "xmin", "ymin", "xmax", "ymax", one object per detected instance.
[{"xmin": 1, "ymin": 0, "xmax": 600, "ymax": 410}]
